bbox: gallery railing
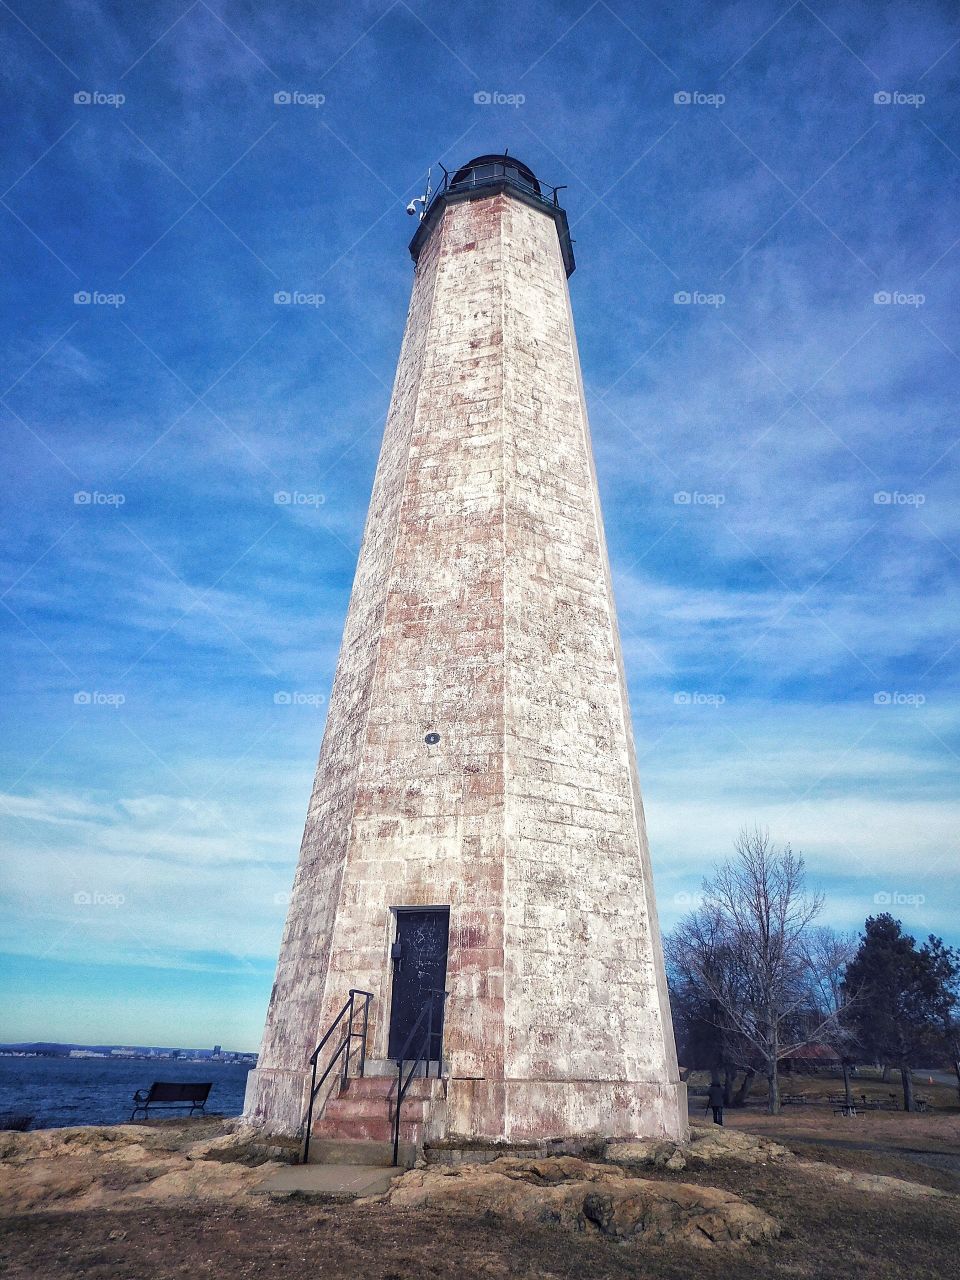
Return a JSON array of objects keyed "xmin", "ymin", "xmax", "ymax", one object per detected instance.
[{"xmin": 429, "ymin": 160, "xmax": 566, "ymax": 213}]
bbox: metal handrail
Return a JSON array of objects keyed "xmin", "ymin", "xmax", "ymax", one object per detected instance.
[
  {"xmin": 392, "ymin": 989, "xmax": 448, "ymax": 1166},
  {"xmin": 431, "ymin": 163, "xmax": 565, "ymax": 212},
  {"xmin": 301, "ymin": 988, "xmax": 372, "ymax": 1164}
]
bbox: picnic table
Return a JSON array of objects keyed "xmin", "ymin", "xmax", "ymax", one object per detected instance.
[{"xmin": 833, "ymin": 1101, "xmax": 859, "ymax": 1117}]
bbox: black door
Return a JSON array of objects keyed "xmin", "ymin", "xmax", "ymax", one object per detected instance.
[{"xmin": 388, "ymin": 909, "xmax": 449, "ymax": 1061}]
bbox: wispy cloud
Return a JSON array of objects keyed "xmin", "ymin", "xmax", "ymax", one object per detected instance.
[{"xmin": 2, "ymin": 0, "xmax": 957, "ymax": 1044}]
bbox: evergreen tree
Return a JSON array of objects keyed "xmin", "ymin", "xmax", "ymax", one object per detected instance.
[
  {"xmin": 843, "ymin": 915, "xmax": 942, "ymax": 1111},
  {"xmin": 922, "ymin": 935, "xmax": 960, "ymax": 1100}
]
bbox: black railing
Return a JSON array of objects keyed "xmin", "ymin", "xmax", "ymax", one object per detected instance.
[
  {"xmin": 432, "ymin": 161, "xmax": 566, "ymax": 210},
  {"xmin": 392, "ymin": 989, "xmax": 447, "ymax": 1166},
  {"xmin": 301, "ymin": 988, "xmax": 372, "ymax": 1164}
]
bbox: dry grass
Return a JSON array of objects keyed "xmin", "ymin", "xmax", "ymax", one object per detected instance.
[
  {"xmin": 2, "ymin": 1085, "xmax": 959, "ymax": 1280},
  {"xmin": 687, "ymin": 1066, "xmax": 960, "ymax": 1112},
  {"xmin": 2, "ymin": 1176, "xmax": 959, "ymax": 1280}
]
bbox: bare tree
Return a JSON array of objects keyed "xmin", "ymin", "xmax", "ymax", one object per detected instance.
[
  {"xmin": 669, "ymin": 827, "xmax": 834, "ymax": 1114},
  {"xmin": 805, "ymin": 926, "xmax": 859, "ymax": 1103},
  {"xmin": 666, "ymin": 904, "xmax": 755, "ymax": 1106}
]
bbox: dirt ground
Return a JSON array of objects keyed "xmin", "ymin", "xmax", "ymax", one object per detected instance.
[
  {"xmin": 2, "ymin": 1170, "xmax": 959, "ymax": 1280},
  {"xmin": 2, "ymin": 1087, "xmax": 959, "ymax": 1280}
]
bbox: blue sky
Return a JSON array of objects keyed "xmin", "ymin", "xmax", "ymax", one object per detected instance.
[{"xmin": 1, "ymin": 0, "xmax": 957, "ymax": 1051}]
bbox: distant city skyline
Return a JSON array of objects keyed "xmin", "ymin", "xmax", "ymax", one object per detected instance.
[
  {"xmin": 2, "ymin": 1, "xmax": 958, "ymax": 1047},
  {"xmin": 0, "ymin": 1040, "xmax": 256, "ymax": 1059}
]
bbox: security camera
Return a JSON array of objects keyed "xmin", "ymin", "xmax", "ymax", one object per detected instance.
[{"xmin": 405, "ymin": 171, "xmax": 433, "ymax": 221}]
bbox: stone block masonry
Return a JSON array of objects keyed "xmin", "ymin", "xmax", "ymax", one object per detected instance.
[{"xmin": 244, "ymin": 169, "xmax": 687, "ymax": 1146}]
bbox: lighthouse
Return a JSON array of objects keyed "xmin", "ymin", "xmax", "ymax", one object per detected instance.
[{"xmin": 243, "ymin": 154, "xmax": 687, "ymax": 1154}]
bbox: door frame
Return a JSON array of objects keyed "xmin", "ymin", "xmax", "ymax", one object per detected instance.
[{"xmin": 386, "ymin": 905, "xmax": 450, "ymax": 1061}]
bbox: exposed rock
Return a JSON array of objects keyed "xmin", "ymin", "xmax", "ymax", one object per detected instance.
[
  {"xmin": 607, "ymin": 1124, "xmax": 792, "ymax": 1171},
  {"xmin": 0, "ymin": 1123, "xmax": 166, "ymax": 1164},
  {"xmin": 0, "ymin": 1121, "xmax": 283, "ymax": 1216},
  {"xmin": 382, "ymin": 1156, "xmax": 780, "ymax": 1248},
  {"xmin": 794, "ymin": 1161, "xmax": 950, "ymax": 1199},
  {"xmin": 603, "ymin": 1127, "xmax": 949, "ymax": 1201},
  {"xmin": 183, "ymin": 1127, "xmax": 296, "ymax": 1166},
  {"xmin": 605, "ymin": 1139, "xmax": 688, "ymax": 1171}
]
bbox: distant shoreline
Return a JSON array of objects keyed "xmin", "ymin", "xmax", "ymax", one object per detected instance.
[
  {"xmin": 0, "ymin": 1053, "xmax": 253, "ymax": 1130},
  {"xmin": 0, "ymin": 1043, "xmax": 257, "ymax": 1064}
]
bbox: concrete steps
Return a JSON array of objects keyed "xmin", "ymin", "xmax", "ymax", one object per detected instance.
[
  {"xmin": 306, "ymin": 1137, "xmax": 417, "ymax": 1168},
  {"xmin": 310, "ymin": 1072, "xmax": 445, "ymax": 1153}
]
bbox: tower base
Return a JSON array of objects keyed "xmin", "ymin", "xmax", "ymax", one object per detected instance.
[
  {"xmin": 444, "ymin": 1079, "xmax": 688, "ymax": 1145},
  {"xmin": 242, "ymin": 1067, "xmax": 309, "ymax": 1139},
  {"xmin": 242, "ymin": 1064, "xmax": 688, "ymax": 1147}
]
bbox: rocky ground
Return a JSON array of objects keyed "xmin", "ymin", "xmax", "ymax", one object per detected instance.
[
  {"xmin": 0, "ymin": 1116, "xmax": 958, "ymax": 1278},
  {"xmin": 0, "ymin": 1117, "xmax": 289, "ymax": 1216},
  {"xmin": 384, "ymin": 1150, "xmax": 780, "ymax": 1248}
]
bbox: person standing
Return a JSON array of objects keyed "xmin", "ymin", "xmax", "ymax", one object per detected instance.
[{"xmin": 707, "ymin": 1080, "xmax": 725, "ymax": 1125}]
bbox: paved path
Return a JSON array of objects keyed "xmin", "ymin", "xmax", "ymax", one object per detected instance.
[{"xmin": 254, "ymin": 1163, "xmax": 402, "ymax": 1200}]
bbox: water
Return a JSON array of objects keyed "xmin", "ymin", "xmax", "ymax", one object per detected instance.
[{"xmin": 0, "ymin": 1055, "xmax": 254, "ymax": 1129}]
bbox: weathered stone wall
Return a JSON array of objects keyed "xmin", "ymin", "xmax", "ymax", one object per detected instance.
[
  {"xmin": 242, "ymin": 199, "xmax": 453, "ymax": 1131},
  {"xmin": 244, "ymin": 187, "xmax": 685, "ymax": 1142}
]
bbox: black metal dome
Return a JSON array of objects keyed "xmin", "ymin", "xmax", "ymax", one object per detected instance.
[
  {"xmin": 409, "ymin": 152, "xmax": 575, "ymax": 277},
  {"xmin": 449, "ymin": 154, "xmax": 542, "ymax": 196}
]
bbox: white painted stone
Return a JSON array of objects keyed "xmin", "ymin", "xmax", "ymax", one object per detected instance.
[{"xmin": 243, "ymin": 181, "xmax": 686, "ymax": 1144}]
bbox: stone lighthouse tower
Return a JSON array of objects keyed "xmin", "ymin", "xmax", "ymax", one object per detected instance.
[{"xmin": 244, "ymin": 154, "xmax": 686, "ymax": 1152}]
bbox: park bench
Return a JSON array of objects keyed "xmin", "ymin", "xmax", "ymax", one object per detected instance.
[
  {"xmin": 130, "ymin": 1081, "xmax": 212, "ymax": 1121},
  {"xmin": 781, "ymin": 1093, "xmax": 809, "ymax": 1105}
]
